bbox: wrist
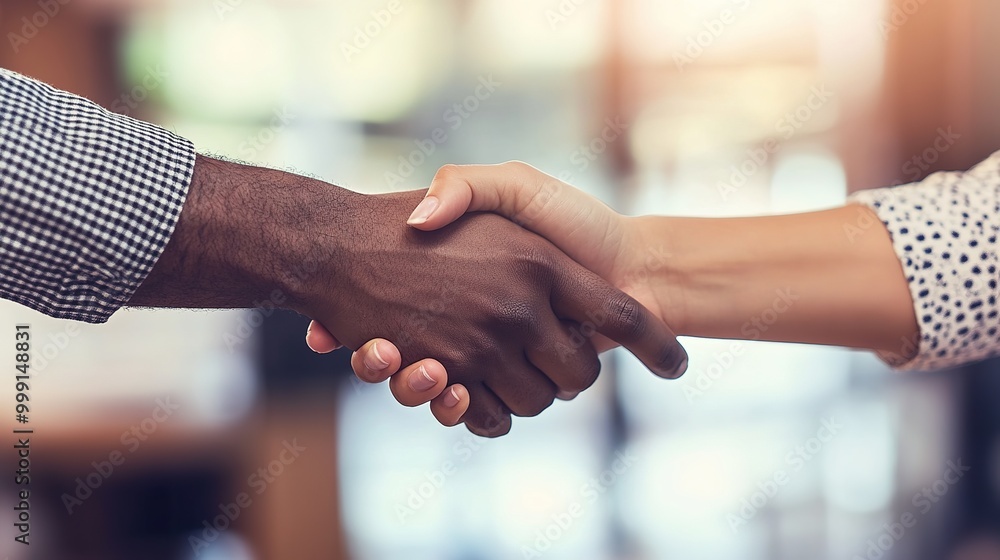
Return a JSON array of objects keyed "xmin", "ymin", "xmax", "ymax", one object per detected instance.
[
  {"xmin": 623, "ymin": 215, "xmax": 694, "ymax": 336},
  {"xmin": 131, "ymin": 155, "xmax": 367, "ymax": 312},
  {"xmin": 283, "ymin": 189, "xmax": 428, "ymax": 317},
  {"xmin": 266, "ymin": 179, "xmax": 373, "ymax": 315}
]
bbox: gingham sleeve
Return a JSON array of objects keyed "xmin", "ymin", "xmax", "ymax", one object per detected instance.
[
  {"xmin": 0, "ymin": 68, "xmax": 196, "ymax": 323},
  {"xmin": 849, "ymin": 151, "xmax": 1000, "ymax": 370}
]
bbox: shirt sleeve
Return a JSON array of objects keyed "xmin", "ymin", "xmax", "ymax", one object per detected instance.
[
  {"xmin": 849, "ymin": 151, "xmax": 1000, "ymax": 370},
  {"xmin": 0, "ymin": 68, "xmax": 196, "ymax": 323}
]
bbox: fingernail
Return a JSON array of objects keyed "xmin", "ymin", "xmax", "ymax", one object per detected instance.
[
  {"xmin": 408, "ymin": 365, "xmax": 437, "ymax": 392},
  {"xmin": 442, "ymin": 387, "xmax": 461, "ymax": 408},
  {"xmin": 407, "ymin": 196, "xmax": 439, "ymax": 225},
  {"xmin": 364, "ymin": 341, "xmax": 390, "ymax": 371},
  {"xmin": 674, "ymin": 358, "xmax": 688, "ymax": 377}
]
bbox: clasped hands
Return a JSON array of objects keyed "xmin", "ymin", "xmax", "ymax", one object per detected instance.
[{"xmin": 306, "ymin": 162, "xmax": 687, "ymax": 437}]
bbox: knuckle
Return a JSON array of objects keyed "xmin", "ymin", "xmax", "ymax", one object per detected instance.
[
  {"xmin": 436, "ymin": 348, "xmax": 472, "ymax": 371},
  {"xmin": 505, "ymin": 380, "xmax": 559, "ymax": 417},
  {"xmin": 501, "ymin": 160, "xmax": 532, "ymax": 176},
  {"xmin": 433, "ymin": 163, "xmax": 462, "ymax": 182},
  {"xmin": 492, "ymin": 301, "xmax": 539, "ymax": 330},
  {"xmin": 570, "ymin": 356, "xmax": 602, "ymax": 393},
  {"xmin": 609, "ymin": 295, "xmax": 646, "ymax": 339},
  {"xmin": 537, "ymin": 389, "xmax": 559, "ymax": 416},
  {"xmin": 468, "ymin": 423, "xmax": 509, "ymax": 438},
  {"xmin": 513, "ymin": 244, "xmax": 556, "ymax": 277},
  {"xmin": 435, "ymin": 355, "xmax": 478, "ymax": 389},
  {"xmin": 547, "ymin": 333, "xmax": 603, "ymax": 392},
  {"xmin": 509, "ymin": 387, "xmax": 557, "ymax": 418}
]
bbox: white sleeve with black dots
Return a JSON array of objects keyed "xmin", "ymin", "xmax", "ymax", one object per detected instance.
[
  {"xmin": 849, "ymin": 151, "xmax": 1000, "ymax": 371},
  {"xmin": 0, "ymin": 68, "xmax": 196, "ymax": 323}
]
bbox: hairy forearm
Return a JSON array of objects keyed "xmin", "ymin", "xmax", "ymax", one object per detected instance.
[
  {"xmin": 129, "ymin": 155, "xmax": 362, "ymax": 311},
  {"xmin": 642, "ymin": 205, "xmax": 919, "ymax": 356}
]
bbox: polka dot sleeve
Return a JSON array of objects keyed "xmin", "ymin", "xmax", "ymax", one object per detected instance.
[{"xmin": 848, "ymin": 151, "xmax": 1000, "ymax": 371}]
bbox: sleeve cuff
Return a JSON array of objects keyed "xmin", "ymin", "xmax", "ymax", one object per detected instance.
[
  {"xmin": 0, "ymin": 68, "xmax": 196, "ymax": 323},
  {"xmin": 849, "ymin": 154, "xmax": 1000, "ymax": 371}
]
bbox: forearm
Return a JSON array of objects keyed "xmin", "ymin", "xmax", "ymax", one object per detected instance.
[
  {"xmin": 130, "ymin": 155, "xmax": 363, "ymax": 312},
  {"xmin": 643, "ymin": 205, "xmax": 919, "ymax": 356}
]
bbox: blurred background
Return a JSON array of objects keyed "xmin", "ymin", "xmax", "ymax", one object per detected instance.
[{"xmin": 2, "ymin": 0, "xmax": 1000, "ymax": 559}]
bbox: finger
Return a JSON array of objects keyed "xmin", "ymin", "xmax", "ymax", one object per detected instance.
[
  {"xmin": 462, "ymin": 384, "xmax": 512, "ymax": 438},
  {"xmin": 350, "ymin": 339, "xmax": 402, "ymax": 384},
  {"xmin": 388, "ymin": 359, "xmax": 449, "ymax": 407},
  {"xmin": 551, "ymin": 260, "xmax": 688, "ymax": 379},
  {"xmin": 407, "ymin": 163, "xmax": 620, "ymax": 278},
  {"xmin": 306, "ymin": 320, "xmax": 341, "ymax": 353},
  {"xmin": 485, "ymin": 358, "xmax": 559, "ymax": 418},
  {"xmin": 556, "ymin": 389, "xmax": 580, "ymax": 401},
  {"xmin": 430, "ymin": 384, "xmax": 470, "ymax": 426},
  {"xmin": 406, "ymin": 162, "xmax": 550, "ymax": 231},
  {"xmin": 526, "ymin": 318, "xmax": 602, "ymax": 395}
]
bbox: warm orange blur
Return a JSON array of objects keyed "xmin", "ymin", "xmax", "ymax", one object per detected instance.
[{"xmin": 2, "ymin": 1, "xmax": 999, "ymax": 559}]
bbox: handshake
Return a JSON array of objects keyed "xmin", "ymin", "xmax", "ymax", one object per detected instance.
[
  {"xmin": 304, "ymin": 162, "xmax": 688, "ymax": 437},
  {"xmin": 136, "ymin": 156, "xmax": 917, "ymax": 437}
]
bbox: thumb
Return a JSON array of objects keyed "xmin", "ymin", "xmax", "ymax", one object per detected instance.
[
  {"xmin": 404, "ymin": 162, "xmax": 622, "ymax": 282},
  {"xmin": 305, "ymin": 320, "xmax": 341, "ymax": 353},
  {"xmin": 406, "ymin": 162, "xmax": 545, "ymax": 231}
]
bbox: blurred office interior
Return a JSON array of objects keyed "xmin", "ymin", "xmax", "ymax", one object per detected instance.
[{"xmin": 1, "ymin": 0, "xmax": 1000, "ymax": 559}]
